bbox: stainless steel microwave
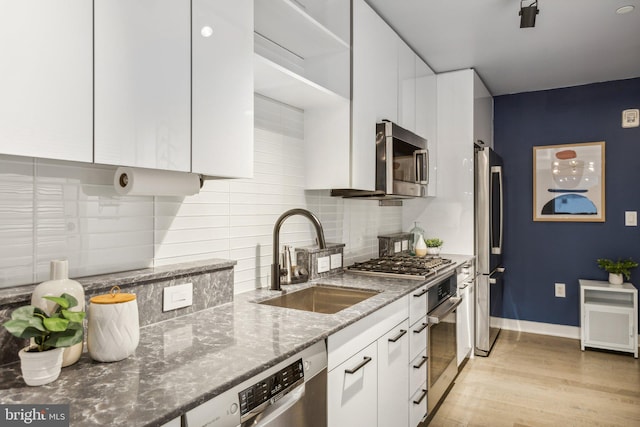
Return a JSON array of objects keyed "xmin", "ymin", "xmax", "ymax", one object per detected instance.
[{"xmin": 376, "ymin": 120, "xmax": 429, "ymax": 198}]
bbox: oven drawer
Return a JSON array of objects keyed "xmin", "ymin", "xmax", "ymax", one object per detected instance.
[
  {"xmin": 409, "ymin": 285, "xmax": 428, "ymax": 325},
  {"xmin": 410, "ymin": 381, "xmax": 428, "ymax": 427},
  {"xmin": 410, "ymin": 315, "xmax": 428, "ymax": 361},
  {"xmin": 410, "ymin": 350, "xmax": 427, "ymax": 395}
]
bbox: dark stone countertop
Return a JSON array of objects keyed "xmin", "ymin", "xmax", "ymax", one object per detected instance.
[{"xmin": 0, "ymin": 255, "xmax": 472, "ymax": 426}]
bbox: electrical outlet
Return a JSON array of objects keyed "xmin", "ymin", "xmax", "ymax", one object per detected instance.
[
  {"xmin": 317, "ymin": 256, "xmax": 330, "ymax": 273},
  {"xmin": 625, "ymin": 211, "xmax": 637, "ymax": 227},
  {"xmin": 330, "ymin": 253, "xmax": 342, "ymax": 269},
  {"xmin": 163, "ymin": 283, "xmax": 193, "ymax": 311},
  {"xmin": 555, "ymin": 283, "xmax": 566, "ymax": 298}
]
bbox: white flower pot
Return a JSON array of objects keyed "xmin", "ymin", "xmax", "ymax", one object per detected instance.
[
  {"xmin": 426, "ymin": 247, "xmax": 441, "ymax": 255},
  {"xmin": 608, "ymin": 273, "xmax": 624, "ymax": 286},
  {"xmin": 18, "ymin": 346, "xmax": 64, "ymax": 386}
]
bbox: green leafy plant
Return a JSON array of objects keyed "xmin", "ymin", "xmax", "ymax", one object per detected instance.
[
  {"xmin": 425, "ymin": 238, "xmax": 443, "ymax": 248},
  {"xmin": 2, "ymin": 293, "xmax": 85, "ymax": 352},
  {"xmin": 596, "ymin": 258, "xmax": 638, "ymax": 281}
]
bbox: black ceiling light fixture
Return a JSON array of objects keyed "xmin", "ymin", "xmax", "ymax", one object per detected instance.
[{"xmin": 519, "ymin": 0, "xmax": 540, "ymax": 28}]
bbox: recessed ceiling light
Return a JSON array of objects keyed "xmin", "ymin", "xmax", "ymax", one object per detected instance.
[{"xmin": 616, "ymin": 5, "xmax": 635, "ymax": 14}]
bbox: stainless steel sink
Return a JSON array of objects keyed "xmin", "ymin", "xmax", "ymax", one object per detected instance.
[{"xmin": 258, "ymin": 285, "xmax": 380, "ymax": 314}]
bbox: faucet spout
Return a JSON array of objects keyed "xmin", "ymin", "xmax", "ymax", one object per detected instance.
[{"xmin": 271, "ymin": 209, "xmax": 326, "ymax": 291}]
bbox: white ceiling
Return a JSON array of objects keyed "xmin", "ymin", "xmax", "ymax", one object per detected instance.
[{"xmin": 366, "ymin": 0, "xmax": 640, "ymax": 95}]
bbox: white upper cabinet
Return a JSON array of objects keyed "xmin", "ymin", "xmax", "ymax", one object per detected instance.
[
  {"xmin": 0, "ymin": 0, "xmax": 92, "ymax": 162},
  {"xmin": 473, "ymin": 72, "xmax": 494, "ymax": 148},
  {"xmin": 94, "ymin": 0, "xmax": 191, "ymax": 172},
  {"xmin": 254, "ymin": 0, "xmax": 351, "ymax": 190},
  {"xmin": 192, "ymin": 0, "xmax": 253, "ymax": 178},
  {"xmin": 398, "ymin": 40, "xmax": 416, "ymax": 133},
  {"xmin": 415, "ymin": 58, "xmax": 437, "ymax": 197},
  {"xmin": 351, "ymin": 0, "xmax": 398, "ymax": 191}
]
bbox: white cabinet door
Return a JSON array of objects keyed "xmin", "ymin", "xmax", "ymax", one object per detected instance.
[
  {"xmin": 0, "ymin": 0, "xmax": 92, "ymax": 162},
  {"xmin": 474, "ymin": 72, "xmax": 494, "ymax": 147},
  {"xmin": 398, "ymin": 40, "xmax": 416, "ymax": 133},
  {"xmin": 457, "ymin": 285, "xmax": 471, "ymax": 366},
  {"xmin": 192, "ymin": 0, "xmax": 253, "ymax": 178},
  {"xmin": 378, "ymin": 319, "xmax": 410, "ymax": 427},
  {"xmin": 95, "ymin": 0, "xmax": 191, "ymax": 172},
  {"xmin": 351, "ymin": 0, "xmax": 398, "ymax": 191},
  {"xmin": 328, "ymin": 341, "xmax": 378, "ymax": 427}
]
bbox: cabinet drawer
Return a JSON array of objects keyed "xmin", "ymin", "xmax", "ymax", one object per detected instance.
[
  {"xmin": 410, "ymin": 381, "xmax": 428, "ymax": 427},
  {"xmin": 409, "ymin": 350, "xmax": 427, "ymax": 395},
  {"xmin": 410, "ymin": 315, "xmax": 428, "ymax": 361},
  {"xmin": 409, "ymin": 285, "xmax": 428, "ymax": 325}
]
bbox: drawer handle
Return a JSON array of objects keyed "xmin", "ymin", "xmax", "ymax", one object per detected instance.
[
  {"xmin": 413, "ymin": 389, "xmax": 427, "ymax": 405},
  {"xmin": 413, "ymin": 288, "xmax": 427, "ymax": 298},
  {"xmin": 345, "ymin": 356, "xmax": 372, "ymax": 374},
  {"xmin": 388, "ymin": 329, "xmax": 407, "ymax": 343},
  {"xmin": 413, "ymin": 322, "xmax": 428, "ymax": 334},
  {"xmin": 413, "ymin": 355, "xmax": 428, "ymax": 369}
]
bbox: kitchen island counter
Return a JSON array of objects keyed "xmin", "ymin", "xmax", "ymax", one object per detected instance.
[{"xmin": 0, "ymin": 255, "xmax": 472, "ymax": 426}]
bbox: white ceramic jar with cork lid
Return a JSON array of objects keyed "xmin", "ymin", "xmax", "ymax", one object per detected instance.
[{"xmin": 87, "ymin": 286, "xmax": 139, "ymax": 362}]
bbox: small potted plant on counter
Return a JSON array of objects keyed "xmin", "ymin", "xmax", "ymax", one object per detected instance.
[
  {"xmin": 596, "ymin": 258, "xmax": 638, "ymax": 286},
  {"xmin": 425, "ymin": 238, "xmax": 444, "ymax": 255},
  {"xmin": 2, "ymin": 293, "xmax": 85, "ymax": 386}
]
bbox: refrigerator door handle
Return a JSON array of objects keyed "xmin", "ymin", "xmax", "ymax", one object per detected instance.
[
  {"xmin": 488, "ymin": 268, "xmax": 505, "ymax": 284},
  {"xmin": 490, "ymin": 165, "xmax": 503, "ymax": 255}
]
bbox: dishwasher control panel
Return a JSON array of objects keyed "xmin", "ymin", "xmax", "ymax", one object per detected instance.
[{"xmin": 238, "ymin": 358, "xmax": 304, "ymax": 419}]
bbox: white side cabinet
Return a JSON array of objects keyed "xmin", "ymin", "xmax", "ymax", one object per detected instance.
[
  {"xmin": 0, "ymin": 0, "xmax": 92, "ymax": 162},
  {"xmin": 327, "ymin": 296, "xmax": 409, "ymax": 427},
  {"xmin": 579, "ymin": 279, "xmax": 638, "ymax": 358},
  {"xmin": 456, "ymin": 266, "xmax": 475, "ymax": 366},
  {"xmin": 192, "ymin": 0, "xmax": 253, "ymax": 178},
  {"xmin": 94, "ymin": 0, "xmax": 191, "ymax": 172}
]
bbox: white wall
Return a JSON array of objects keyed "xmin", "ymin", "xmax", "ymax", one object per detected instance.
[{"xmin": 0, "ymin": 95, "xmax": 402, "ymax": 293}]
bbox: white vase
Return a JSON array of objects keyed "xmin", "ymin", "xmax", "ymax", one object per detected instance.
[
  {"xmin": 18, "ymin": 346, "xmax": 64, "ymax": 386},
  {"xmin": 31, "ymin": 259, "xmax": 85, "ymax": 367},
  {"xmin": 415, "ymin": 234, "xmax": 427, "ymax": 257},
  {"xmin": 608, "ymin": 273, "xmax": 624, "ymax": 286}
]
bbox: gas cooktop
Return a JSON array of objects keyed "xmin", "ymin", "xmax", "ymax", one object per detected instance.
[{"xmin": 347, "ymin": 254, "xmax": 453, "ymax": 280}]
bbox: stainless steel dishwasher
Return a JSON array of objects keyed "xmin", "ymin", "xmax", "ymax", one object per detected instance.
[{"xmin": 185, "ymin": 340, "xmax": 327, "ymax": 427}]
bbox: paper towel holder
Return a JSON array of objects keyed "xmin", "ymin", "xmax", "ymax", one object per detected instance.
[{"xmin": 114, "ymin": 167, "xmax": 204, "ymax": 196}]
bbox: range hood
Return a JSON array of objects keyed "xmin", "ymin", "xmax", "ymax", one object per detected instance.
[{"xmin": 332, "ymin": 121, "xmax": 429, "ymax": 201}]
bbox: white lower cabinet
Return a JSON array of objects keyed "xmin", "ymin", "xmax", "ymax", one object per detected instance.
[
  {"xmin": 327, "ymin": 296, "xmax": 410, "ymax": 427},
  {"xmin": 378, "ymin": 320, "xmax": 410, "ymax": 427},
  {"xmin": 328, "ymin": 341, "xmax": 378, "ymax": 427}
]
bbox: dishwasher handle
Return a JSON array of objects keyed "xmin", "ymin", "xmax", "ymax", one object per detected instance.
[
  {"xmin": 427, "ymin": 297, "xmax": 462, "ymax": 324},
  {"xmin": 253, "ymin": 384, "xmax": 306, "ymax": 427}
]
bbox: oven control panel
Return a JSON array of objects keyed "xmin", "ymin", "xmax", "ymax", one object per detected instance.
[{"xmin": 238, "ymin": 358, "xmax": 304, "ymax": 418}]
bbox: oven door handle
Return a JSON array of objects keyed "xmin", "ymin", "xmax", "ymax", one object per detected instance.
[{"xmin": 427, "ymin": 297, "xmax": 462, "ymax": 324}]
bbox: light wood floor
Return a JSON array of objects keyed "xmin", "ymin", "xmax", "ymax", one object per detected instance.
[{"xmin": 429, "ymin": 330, "xmax": 640, "ymax": 426}]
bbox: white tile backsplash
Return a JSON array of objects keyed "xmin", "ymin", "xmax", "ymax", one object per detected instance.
[{"xmin": 0, "ymin": 95, "xmax": 402, "ymax": 292}]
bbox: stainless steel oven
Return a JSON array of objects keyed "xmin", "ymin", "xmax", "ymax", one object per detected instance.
[{"xmin": 426, "ymin": 272, "xmax": 460, "ymax": 415}]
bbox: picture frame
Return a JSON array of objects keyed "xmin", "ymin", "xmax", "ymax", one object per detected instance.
[{"xmin": 533, "ymin": 141, "xmax": 605, "ymax": 222}]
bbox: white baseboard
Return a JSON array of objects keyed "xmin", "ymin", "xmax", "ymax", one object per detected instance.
[
  {"xmin": 490, "ymin": 317, "xmax": 581, "ymax": 340},
  {"xmin": 490, "ymin": 317, "xmax": 640, "ymax": 345}
]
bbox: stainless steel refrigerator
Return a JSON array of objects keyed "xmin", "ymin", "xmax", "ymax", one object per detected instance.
[{"xmin": 474, "ymin": 144, "xmax": 505, "ymax": 357}]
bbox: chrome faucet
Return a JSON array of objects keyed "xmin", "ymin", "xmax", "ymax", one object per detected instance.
[{"xmin": 271, "ymin": 208, "xmax": 327, "ymax": 291}]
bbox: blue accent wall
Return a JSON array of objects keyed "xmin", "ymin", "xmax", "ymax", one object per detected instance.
[{"xmin": 494, "ymin": 78, "xmax": 640, "ymax": 327}]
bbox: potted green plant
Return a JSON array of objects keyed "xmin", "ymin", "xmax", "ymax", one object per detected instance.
[
  {"xmin": 596, "ymin": 258, "xmax": 638, "ymax": 286},
  {"xmin": 425, "ymin": 238, "xmax": 444, "ymax": 255},
  {"xmin": 2, "ymin": 293, "xmax": 85, "ymax": 386}
]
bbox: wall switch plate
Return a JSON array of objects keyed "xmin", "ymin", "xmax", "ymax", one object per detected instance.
[
  {"xmin": 394, "ymin": 241, "xmax": 401, "ymax": 253},
  {"xmin": 330, "ymin": 253, "xmax": 342, "ymax": 269},
  {"xmin": 625, "ymin": 211, "xmax": 637, "ymax": 226},
  {"xmin": 401, "ymin": 240, "xmax": 409, "ymax": 251},
  {"xmin": 317, "ymin": 256, "xmax": 330, "ymax": 273},
  {"xmin": 622, "ymin": 109, "xmax": 639, "ymax": 128},
  {"xmin": 555, "ymin": 283, "xmax": 566, "ymax": 298},
  {"xmin": 163, "ymin": 283, "xmax": 193, "ymax": 312}
]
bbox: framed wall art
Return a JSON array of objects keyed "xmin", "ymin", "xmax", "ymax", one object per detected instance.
[{"xmin": 533, "ymin": 141, "xmax": 605, "ymax": 222}]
